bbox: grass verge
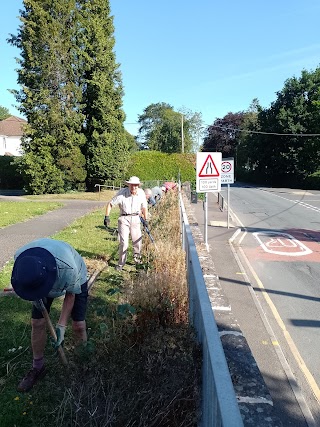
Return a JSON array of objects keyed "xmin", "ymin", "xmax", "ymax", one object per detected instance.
[
  {"xmin": 0, "ymin": 191, "xmax": 201, "ymax": 426},
  {"xmin": 0, "ymin": 201, "xmax": 63, "ymax": 228},
  {"xmin": 23, "ymin": 190, "xmax": 113, "ymax": 202}
]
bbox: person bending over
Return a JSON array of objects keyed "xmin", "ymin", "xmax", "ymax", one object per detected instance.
[{"xmin": 11, "ymin": 238, "xmax": 88, "ymax": 392}]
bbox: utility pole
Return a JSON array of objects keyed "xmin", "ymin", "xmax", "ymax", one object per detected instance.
[{"xmin": 181, "ymin": 114, "xmax": 184, "ymax": 153}]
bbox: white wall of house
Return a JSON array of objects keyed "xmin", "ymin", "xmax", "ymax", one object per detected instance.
[{"xmin": 0, "ymin": 135, "xmax": 23, "ymax": 156}]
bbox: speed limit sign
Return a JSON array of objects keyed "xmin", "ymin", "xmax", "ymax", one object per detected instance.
[{"xmin": 221, "ymin": 158, "xmax": 234, "ymax": 184}]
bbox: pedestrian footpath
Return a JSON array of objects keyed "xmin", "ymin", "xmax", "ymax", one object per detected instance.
[{"xmin": 0, "ymin": 197, "xmax": 106, "ymax": 270}]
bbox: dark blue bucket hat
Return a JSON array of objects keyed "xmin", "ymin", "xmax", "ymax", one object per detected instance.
[{"xmin": 11, "ymin": 247, "xmax": 57, "ymax": 301}]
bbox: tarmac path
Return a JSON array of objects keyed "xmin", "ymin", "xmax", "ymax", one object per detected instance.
[{"xmin": 0, "ymin": 196, "xmax": 106, "ymax": 270}]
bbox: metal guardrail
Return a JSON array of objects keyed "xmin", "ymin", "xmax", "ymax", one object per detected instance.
[
  {"xmin": 179, "ymin": 193, "xmax": 243, "ymax": 427},
  {"xmin": 94, "ymin": 183, "xmax": 122, "ymax": 199}
]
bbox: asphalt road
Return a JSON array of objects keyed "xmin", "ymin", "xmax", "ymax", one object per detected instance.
[{"xmin": 202, "ymin": 184, "xmax": 320, "ymax": 427}]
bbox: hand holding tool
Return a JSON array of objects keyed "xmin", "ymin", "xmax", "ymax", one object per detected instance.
[
  {"xmin": 104, "ymin": 215, "xmax": 110, "ymax": 227},
  {"xmin": 36, "ymin": 299, "xmax": 68, "ymax": 366}
]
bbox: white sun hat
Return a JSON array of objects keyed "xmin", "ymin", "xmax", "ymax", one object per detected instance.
[{"xmin": 125, "ymin": 176, "xmax": 141, "ymax": 185}]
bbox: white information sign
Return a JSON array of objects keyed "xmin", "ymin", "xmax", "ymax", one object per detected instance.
[
  {"xmin": 221, "ymin": 158, "xmax": 234, "ymax": 184},
  {"xmin": 196, "ymin": 152, "xmax": 222, "ymax": 192}
]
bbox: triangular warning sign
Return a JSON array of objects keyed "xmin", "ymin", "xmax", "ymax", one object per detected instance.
[{"xmin": 198, "ymin": 154, "xmax": 220, "ymax": 177}]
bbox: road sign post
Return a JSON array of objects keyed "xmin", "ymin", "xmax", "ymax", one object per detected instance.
[
  {"xmin": 196, "ymin": 152, "xmax": 222, "ymax": 249},
  {"xmin": 196, "ymin": 152, "xmax": 222, "ymax": 193},
  {"xmin": 221, "ymin": 158, "xmax": 234, "ymax": 229}
]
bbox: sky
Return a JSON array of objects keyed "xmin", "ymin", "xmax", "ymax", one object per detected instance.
[{"xmin": 1, "ymin": 0, "xmax": 320, "ymax": 137}]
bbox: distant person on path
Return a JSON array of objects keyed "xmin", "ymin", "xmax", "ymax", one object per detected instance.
[
  {"xmin": 11, "ymin": 238, "xmax": 88, "ymax": 392},
  {"xmin": 104, "ymin": 176, "xmax": 148, "ymax": 270}
]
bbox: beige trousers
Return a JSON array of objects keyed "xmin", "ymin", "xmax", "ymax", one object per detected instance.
[{"xmin": 117, "ymin": 216, "xmax": 142, "ymax": 267}]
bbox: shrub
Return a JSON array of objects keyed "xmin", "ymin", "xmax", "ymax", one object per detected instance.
[{"xmin": 0, "ymin": 156, "xmax": 24, "ymax": 189}]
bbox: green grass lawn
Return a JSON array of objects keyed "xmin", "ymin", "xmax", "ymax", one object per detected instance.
[
  {"xmin": 24, "ymin": 189, "xmax": 115, "ymax": 202},
  {"xmin": 0, "ymin": 201, "xmax": 63, "ymax": 228}
]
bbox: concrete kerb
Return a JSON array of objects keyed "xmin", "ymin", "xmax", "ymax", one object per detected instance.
[{"xmin": 182, "ymin": 193, "xmax": 284, "ymax": 426}]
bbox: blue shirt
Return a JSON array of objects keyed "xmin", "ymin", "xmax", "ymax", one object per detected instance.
[{"xmin": 14, "ymin": 238, "xmax": 87, "ymax": 298}]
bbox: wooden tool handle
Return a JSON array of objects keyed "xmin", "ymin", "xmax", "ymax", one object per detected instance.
[{"xmin": 38, "ymin": 299, "xmax": 68, "ymax": 366}]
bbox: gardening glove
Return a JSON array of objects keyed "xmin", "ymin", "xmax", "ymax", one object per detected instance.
[
  {"xmin": 51, "ymin": 324, "xmax": 66, "ymax": 349},
  {"xmin": 104, "ymin": 215, "xmax": 110, "ymax": 227}
]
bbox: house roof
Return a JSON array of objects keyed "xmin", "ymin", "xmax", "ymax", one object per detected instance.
[{"xmin": 0, "ymin": 116, "xmax": 27, "ymax": 136}]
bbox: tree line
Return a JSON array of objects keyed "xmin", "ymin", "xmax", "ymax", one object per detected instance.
[
  {"xmin": 4, "ymin": 1, "xmax": 201, "ymax": 194},
  {"xmin": 7, "ymin": 0, "xmax": 133, "ymax": 194},
  {"xmin": 202, "ymin": 68, "xmax": 320, "ymax": 187},
  {"xmin": 6, "ymin": 1, "xmax": 319, "ymax": 193}
]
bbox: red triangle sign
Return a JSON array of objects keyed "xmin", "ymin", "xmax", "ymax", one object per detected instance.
[{"xmin": 198, "ymin": 154, "xmax": 220, "ymax": 177}]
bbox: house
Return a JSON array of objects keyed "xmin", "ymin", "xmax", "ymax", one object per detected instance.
[{"xmin": 0, "ymin": 116, "xmax": 27, "ymax": 156}]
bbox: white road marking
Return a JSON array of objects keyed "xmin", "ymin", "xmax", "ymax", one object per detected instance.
[{"xmin": 253, "ymin": 231, "xmax": 312, "ymax": 256}]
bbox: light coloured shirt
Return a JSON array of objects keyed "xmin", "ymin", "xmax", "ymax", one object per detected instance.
[
  {"xmin": 14, "ymin": 238, "xmax": 87, "ymax": 298},
  {"xmin": 110, "ymin": 187, "xmax": 147, "ymax": 216},
  {"xmin": 152, "ymin": 186, "xmax": 162, "ymax": 200}
]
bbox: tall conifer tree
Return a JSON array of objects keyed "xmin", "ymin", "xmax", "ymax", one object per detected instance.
[
  {"xmin": 9, "ymin": 0, "xmax": 86, "ymax": 194},
  {"xmin": 78, "ymin": 0, "xmax": 129, "ymax": 189},
  {"xmin": 9, "ymin": 0, "xmax": 127, "ymax": 194}
]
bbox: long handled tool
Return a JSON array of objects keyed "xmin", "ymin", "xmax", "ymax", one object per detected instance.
[
  {"xmin": 37, "ymin": 299, "xmax": 68, "ymax": 366},
  {"xmin": 140, "ymin": 217, "xmax": 160, "ymax": 254},
  {"xmin": 105, "ymin": 225, "xmax": 118, "ymax": 239},
  {"xmin": 140, "ymin": 217, "xmax": 155, "ymax": 244}
]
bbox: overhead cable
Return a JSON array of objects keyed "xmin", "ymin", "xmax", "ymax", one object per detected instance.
[{"xmin": 209, "ymin": 124, "xmax": 320, "ymax": 137}]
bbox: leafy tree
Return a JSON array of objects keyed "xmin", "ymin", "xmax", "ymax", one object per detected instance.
[
  {"xmin": 202, "ymin": 112, "xmax": 245, "ymax": 157},
  {"xmin": 137, "ymin": 102, "xmax": 202, "ymax": 153},
  {"xmin": 8, "ymin": 0, "xmax": 86, "ymax": 194},
  {"xmin": 245, "ymin": 68, "xmax": 320, "ymax": 185},
  {"xmin": 8, "ymin": 0, "xmax": 127, "ymax": 194},
  {"xmin": 179, "ymin": 107, "xmax": 204, "ymax": 153},
  {"xmin": 0, "ymin": 106, "xmax": 10, "ymax": 120},
  {"xmin": 236, "ymin": 99, "xmax": 262, "ymax": 173},
  {"xmin": 79, "ymin": 0, "xmax": 129, "ymax": 190},
  {"xmin": 125, "ymin": 130, "xmax": 139, "ymax": 152}
]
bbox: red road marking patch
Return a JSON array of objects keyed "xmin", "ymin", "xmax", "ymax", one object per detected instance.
[
  {"xmin": 243, "ymin": 229, "xmax": 320, "ymax": 262},
  {"xmin": 253, "ymin": 231, "xmax": 311, "ymax": 256}
]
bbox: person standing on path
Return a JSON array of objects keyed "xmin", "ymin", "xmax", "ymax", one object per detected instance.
[
  {"xmin": 104, "ymin": 176, "xmax": 148, "ymax": 270},
  {"xmin": 11, "ymin": 238, "xmax": 88, "ymax": 392}
]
